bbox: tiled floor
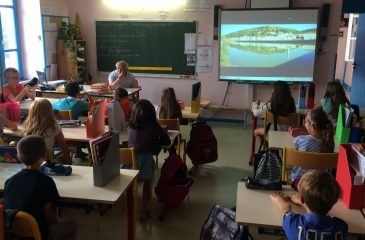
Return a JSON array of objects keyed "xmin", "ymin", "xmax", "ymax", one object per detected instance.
[{"xmin": 60, "ymin": 122, "xmax": 359, "ymax": 240}]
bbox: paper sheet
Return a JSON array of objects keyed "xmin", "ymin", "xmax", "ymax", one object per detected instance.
[
  {"xmin": 184, "ymin": 33, "xmax": 196, "ymax": 54},
  {"xmin": 196, "ymin": 45, "xmax": 212, "ymax": 73}
]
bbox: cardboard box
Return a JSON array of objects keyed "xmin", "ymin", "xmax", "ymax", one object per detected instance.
[{"xmin": 336, "ymin": 144, "xmax": 365, "ymax": 209}]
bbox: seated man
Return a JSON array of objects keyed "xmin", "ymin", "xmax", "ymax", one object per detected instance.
[
  {"xmin": 108, "ymin": 60, "xmax": 138, "ymax": 90},
  {"xmin": 3, "ymin": 67, "xmax": 36, "ymax": 102},
  {"xmin": 52, "ymin": 81, "xmax": 93, "ymax": 119}
]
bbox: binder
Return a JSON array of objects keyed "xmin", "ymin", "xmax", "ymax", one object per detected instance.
[
  {"xmin": 335, "ymin": 105, "xmax": 351, "ymax": 144},
  {"xmin": 92, "ymin": 132, "xmax": 120, "ymax": 187},
  {"xmin": 86, "ymin": 101, "xmax": 106, "ymax": 138},
  {"xmin": 107, "ymin": 101, "xmax": 126, "ymax": 133},
  {"xmin": 336, "ymin": 145, "xmax": 365, "ymax": 209},
  {"xmin": 191, "ymin": 82, "xmax": 201, "ymax": 113}
]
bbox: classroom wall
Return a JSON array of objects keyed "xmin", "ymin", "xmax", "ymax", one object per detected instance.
[
  {"xmin": 38, "ymin": 0, "xmax": 342, "ymax": 108},
  {"xmin": 39, "ymin": 0, "xmax": 69, "ymax": 16},
  {"xmin": 17, "ymin": 0, "xmax": 44, "ymax": 79}
]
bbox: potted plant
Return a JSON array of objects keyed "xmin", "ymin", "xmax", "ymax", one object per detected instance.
[{"xmin": 58, "ymin": 22, "xmax": 81, "ymax": 60}]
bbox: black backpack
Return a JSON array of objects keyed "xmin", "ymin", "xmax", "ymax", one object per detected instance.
[{"xmin": 187, "ymin": 122, "xmax": 218, "ymax": 166}]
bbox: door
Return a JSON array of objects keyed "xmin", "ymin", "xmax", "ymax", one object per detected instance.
[{"xmin": 350, "ymin": 14, "xmax": 365, "ymax": 107}]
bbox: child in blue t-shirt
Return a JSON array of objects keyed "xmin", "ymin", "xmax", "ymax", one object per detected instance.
[
  {"xmin": 52, "ymin": 81, "xmax": 94, "ymax": 119},
  {"xmin": 290, "ymin": 109, "xmax": 334, "ymax": 187},
  {"xmin": 271, "ymin": 170, "xmax": 348, "ymax": 240}
]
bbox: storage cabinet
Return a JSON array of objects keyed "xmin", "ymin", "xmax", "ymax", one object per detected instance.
[{"xmin": 56, "ymin": 40, "xmax": 88, "ymax": 82}]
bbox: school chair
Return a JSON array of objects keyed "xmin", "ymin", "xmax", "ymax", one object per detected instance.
[
  {"xmin": 282, "ymin": 147, "xmax": 338, "ymax": 182},
  {"xmin": 262, "ymin": 112, "xmax": 301, "ymax": 150},
  {"xmin": 54, "ymin": 110, "xmax": 73, "ymax": 120},
  {"xmin": 157, "ymin": 118, "xmax": 186, "ymax": 168},
  {"xmin": 8, "ymin": 211, "xmax": 41, "ymax": 240}
]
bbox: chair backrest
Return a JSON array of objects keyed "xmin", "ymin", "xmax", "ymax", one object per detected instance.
[
  {"xmin": 158, "ymin": 118, "xmax": 180, "ymax": 131},
  {"xmin": 11, "ymin": 211, "xmax": 41, "ymax": 240},
  {"xmin": 283, "ymin": 148, "xmax": 338, "ymax": 181},
  {"xmin": 54, "ymin": 110, "xmax": 73, "ymax": 120},
  {"xmin": 120, "ymin": 147, "xmax": 136, "ymax": 169},
  {"xmin": 264, "ymin": 112, "xmax": 301, "ymax": 127}
]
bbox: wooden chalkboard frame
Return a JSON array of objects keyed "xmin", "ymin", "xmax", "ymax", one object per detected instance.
[{"xmin": 95, "ymin": 20, "xmax": 197, "ymax": 78}]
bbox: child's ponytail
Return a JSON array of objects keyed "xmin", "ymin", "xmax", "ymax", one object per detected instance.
[
  {"xmin": 321, "ymin": 119, "xmax": 334, "ymax": 153},
  {"xmin": 309, "ymin": 109, "xmax": 335, "ymax": 153}
]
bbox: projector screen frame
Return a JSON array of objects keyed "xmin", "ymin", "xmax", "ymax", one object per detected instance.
[{"xmin": 218, "ymin": 7, "xmax": 320, "ymax": 84}]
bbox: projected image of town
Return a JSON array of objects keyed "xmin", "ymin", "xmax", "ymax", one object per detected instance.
[{"xmin": 220, "ymin": 23, "xmax": 317, "ymax": 82}]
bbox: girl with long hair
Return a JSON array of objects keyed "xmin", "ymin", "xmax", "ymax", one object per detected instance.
[
  {"xmin": 22, "ymin": 99, "xmax": 71, "ymax": 164},
  {"xmin": 320, "ymin": 81, "xmax": 350, "ymax": 121},
  {"xmin": 158, "ymin": 87, "xmax": 182, "ymax": 120}
]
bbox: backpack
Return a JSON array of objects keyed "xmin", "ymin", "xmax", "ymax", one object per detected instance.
[
  {"xmin": 187, "ymin": 122, "xmax": 218, "ymax": 166},
  {"xmin": 200, "ymin": 205, "xmax": 253, "ymax": 240},
  {"xmin": 155, "ymin": 152, "xmax": 194, "ymax": 206},
  {"xmin": 254, "ymin": 150, "xmax": 282, "ymax": 182}
]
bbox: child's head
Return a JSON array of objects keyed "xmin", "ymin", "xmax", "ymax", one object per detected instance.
[
  {"xmin": 324, "ymin": 81, "xmax": 349, "ymax": 119},
  {"xmin": 129, "ymin": 99, "xmax": 157, "ymax": 129},
  {"xmin": 17, "ymin": 135, "xmax": 47, "ymax": 166},
  {"xmin": 305, "ymin": 108, "xmax": 334, "ymax": 152},
  {"xmin": 270, "ymin": 81, "xmax": 296, "ymax": 116},
  {"xmin": 159, "ymin": 87, "xmax": 180, "ymax": 119},
  {"xmin": 22, "ymin": 99, "xmax": 56, "ymax": 137},
  {"xmin": 65, "ymin": 81, "xmax": 81, "ymax": 97},
  {"xmin": 4, "ymin": 68, "xmax": 20, "ymax": 85},
  {"xmin": 298, "ymin": 170, "xmax": 341, "ymax": 215},
  {"xmin": 114, "ymin": 87, "xmax": 129, "ymax": 101}
]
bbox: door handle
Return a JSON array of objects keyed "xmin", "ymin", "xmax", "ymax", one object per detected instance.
[{"xmin": 352, "ymin": 62, "xmax": 357, "ymax": 69}]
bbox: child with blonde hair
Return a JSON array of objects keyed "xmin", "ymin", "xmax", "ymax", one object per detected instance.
[{"xmin": 22, "ymin": 99, "xmax": 71, "ymax": 164}]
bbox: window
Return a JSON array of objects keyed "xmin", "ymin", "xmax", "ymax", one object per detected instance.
[
  {"xmin": 345, "ymin": 13, "xmax": 359, "ymax": 62},
  {"xmin": 0, "ymin": 0, "xmax": 22, "ymax": 79}
]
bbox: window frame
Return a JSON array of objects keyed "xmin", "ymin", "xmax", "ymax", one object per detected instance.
[{"xmin": 0, "ymin": 0, "xmax": 23, "ymax": 80}]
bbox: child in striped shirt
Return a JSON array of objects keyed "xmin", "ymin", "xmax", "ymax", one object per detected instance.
[{"xmin": 290, "ymin": 109, "xmax": 334, "ymax": 188}]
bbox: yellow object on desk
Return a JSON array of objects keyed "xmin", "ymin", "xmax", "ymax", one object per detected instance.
[{"xmin": 55, "ymin": 86, "xmax": 65, "ymax": 93}]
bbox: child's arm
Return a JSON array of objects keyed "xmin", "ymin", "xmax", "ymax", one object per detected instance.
[
  {"xmin": 4, "ymin": 117, "xmax": 18, "ymax": 130},
  {"xmin": 55, "ymin": 131, "xmax": 72, "ymax": 164},
  {"xmin": 80, "ymin": 92, "xmax": 94, "ymax": 105},
  {"xmin": 43, "ymin": 202, "xmax": 58, "ymax": 224},
  {"xmin": 271, "ymin": 192, "xmax": 292, "ymax": 217},
  {"xmin": 7, "ymin": 87, "xmax": 29, "ymax": 102},
  {"xmin": 24, "ymin": 85, "xmax": 36, "ymax": 100}
]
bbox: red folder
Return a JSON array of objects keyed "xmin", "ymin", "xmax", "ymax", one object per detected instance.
[
  {"xmin": 86, "ymin": 101, "xmax": 106, "ymax": 138},
  {"xmin": 336, "ymin": 144, "xmax": 365, "ymax": 209}
]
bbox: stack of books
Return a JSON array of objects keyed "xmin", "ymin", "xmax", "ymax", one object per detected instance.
[
  {"xmin": 89, "ymin": 131, "xmax": 113, "ymax": 166},
  {"xmin": 89, "ymin": 83, "xmax": 109, "ymax": 95}
]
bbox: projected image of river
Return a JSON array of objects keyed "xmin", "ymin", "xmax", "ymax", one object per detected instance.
[{"xmin": 222, "ymin": 42, "xmax": 315, "ymax": 68}]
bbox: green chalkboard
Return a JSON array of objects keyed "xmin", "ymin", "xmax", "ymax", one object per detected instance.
[{"xmin": 95, "ymin": 21, "xmax": 197, "ymax": 76}]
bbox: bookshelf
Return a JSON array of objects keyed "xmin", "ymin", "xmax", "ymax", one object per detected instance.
[{"xmin": 56, "ymin": 40, "xmax": 88, "ymax": 82}]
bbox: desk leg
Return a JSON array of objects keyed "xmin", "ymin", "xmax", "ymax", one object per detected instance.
[
  {"xmin": 249, "ymin": 116, "xmax": 258, "ymax": 164},
  {"xmin": 125, "ymin": 184, "xmax": 135, "ymax": 240}
]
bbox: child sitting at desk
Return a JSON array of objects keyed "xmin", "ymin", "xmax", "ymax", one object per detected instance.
[
  {"xmin": 52, "ymin": 81, "xmax": 94, "ymax": 119},
  {"xmin": 113, "ymin": 87, "xmax": 131, "ymax": 121},
  {"xmin": 4, "ymin": 135, "xmax": 76, "ymax": 240},
  {"xmin": 253, "ymin": 81, "xmax": 296, "ymax": 148},
  {"xmin": 3, "ymin": 67, "xmax": 36, "ymax": 102},
  {"xmin": 157, "ymin": 87, "xmax": 182, "ymax": 120},
  {"xmin": 316, "ymin": 81, "xmax": 350, "ymax": 124},
  {"xmin": 22, "ymin": 99, "xmax": 71, "ymax": 164},
  {"xmin": 271, "ymin": 170, "xmax": 348, "ymax": 240},
  {"xmin": 128, "ymin": 99, "xmax": 171, "ymax": 221},
  {"xmin": 290, "ymin": 109, "xmax": 334, "ymax": 189}
]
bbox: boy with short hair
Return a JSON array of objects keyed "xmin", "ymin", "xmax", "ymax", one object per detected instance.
[
  {"xmin": 271, "ymin": 170, "xmax": 348, "ymax": 240},
  {"xmin": 3, "ymin": 67, "xmax": 36, "ymax": 102},
  {"xmin": 52, "ymin": 81, "xmax": 94, "ymax": 119},
  {"xmin": 114, "ymin": 87, "xmax": 131, "ymax": 121},
  {"xmin": 4, "ymin": 135, "xmax": 76, "ymax": 240}
]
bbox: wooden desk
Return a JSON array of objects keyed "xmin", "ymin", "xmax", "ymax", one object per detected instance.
[
  {"xmin": 36, "ymin": 86, "xmax": 141, "ymax": 99},
  {"xmin": 236, "ymin": 182, "xmax": 365, "ymax": 235},
  {"xmin": 20, "ymin": 97, "xmax": 58, "ymax": 112},
  {"xmin": 181, "ymin": 106, "xmax": 201, "ymax": 121},
  {"xmin": 0, "ymin": 163, "xmax": 139, "ymax": 240},
  {"xmin": 4, "ymin": 125, "xmax": 179, "ymax": 149},
  {"xmin": 268, "ymin": 131, "xmax": 340, "ymax": 152}
]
